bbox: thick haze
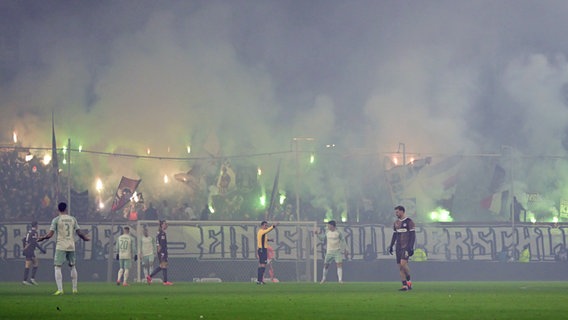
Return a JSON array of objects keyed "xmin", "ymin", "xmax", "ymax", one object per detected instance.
[{"xmin": 3, "ymin": 0, "xmax": 568, "ymax": 219}]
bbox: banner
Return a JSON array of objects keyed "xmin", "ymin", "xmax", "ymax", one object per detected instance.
[
  {"xmin": 111, "ymin": 176, "xmax": 141, "ymax": 212},
  {"xmin": 216, "ymin": 160, "xmax": 236, "ymax": 195}
]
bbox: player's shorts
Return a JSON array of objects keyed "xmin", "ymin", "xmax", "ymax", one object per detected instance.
[
  {"xmin": 395, "ymin": 247, "xmax": 410, "ymax": 264},
  {"xmin": 23, "ymin": 250, "xmax": 36, "ymax": 260},
  {"xmin": 258, "ymin": 248, "xmax": 268, "ymax": 264},
  {"xmin": 142, "ymin": 255, "xmax": 154, "ymax": 266},
  {"xmin": 54, "ymin": 250, "xmax": 76, "ymax": 267},
  {"xmin": 324, "ymin": 250, "xmax": 343, "ymax": 264},
  {"xmin": 158, "ymin": 252, "xmax": 168, "ymax": 263},
  {"xmin": 118, "ymin": 259, "xmax": 132, "ymax": 269}
]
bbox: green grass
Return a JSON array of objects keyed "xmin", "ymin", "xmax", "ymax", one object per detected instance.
[{"xmin": 2, "ymin": 281, "xmax": 568, "ymax": 319}]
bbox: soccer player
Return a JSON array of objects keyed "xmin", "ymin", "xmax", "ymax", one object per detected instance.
[
  {"xmin": 388, "ymin": 205, "xmax": 416, "ymax": 291},
  {"xmin": 38, "ymin": 202, "xmax": 90, "ymax": 295},
  {"xmin": 147, "ymin": 220, "xmax": 173, "ymax": 285},
  {"xmin": 115, "ymin": 226, "xmax": 137, "ymax": 286},
  {"xmin": 314, "ymin": 220, "xmax": 348, "ymax": 283},
  {"xmin": 139, "ymin": 226, "xmax": 156, "ymax": 280},
  {"xmin": 256, "ymin": 221, "xmax": 278, "ymax": 284},
  {"xmin": 22, "ymin": 221, "xmax": 46, "ymax": 285}
]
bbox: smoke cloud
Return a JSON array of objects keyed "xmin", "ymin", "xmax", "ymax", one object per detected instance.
[{"xmin": 3, "ymin": 1, "xmax": 568, "ymax": 221}]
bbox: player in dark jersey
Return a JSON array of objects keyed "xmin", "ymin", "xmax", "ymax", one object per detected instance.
[
  {"xmin": 147, "ymin": 220, "xmax": 173, "ymax": 285},
  {"xmin": 22, "ymin": 221, "xmax": 46, "ymax": 285},
  {"xmin": 388, "ymin": 205, "xmax": 416, "ymax": 291}
]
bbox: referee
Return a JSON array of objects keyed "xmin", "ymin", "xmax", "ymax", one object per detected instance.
[{"xmin": 256, "ymin": 221, "xmax": 278, "ymax": 284}]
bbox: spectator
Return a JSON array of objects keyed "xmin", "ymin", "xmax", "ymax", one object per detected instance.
[
  {"xmin": 145, "ymin": 202, "xmax": 158, "ymax": 220},
  {"xmin": 200, "ymin": 204, "xmax": 211, "ymax": 220}
]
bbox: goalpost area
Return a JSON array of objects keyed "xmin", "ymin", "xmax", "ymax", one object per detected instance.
[{"xmin": 133, "ymin": 220, "xmax": 318, "ymax": 283}]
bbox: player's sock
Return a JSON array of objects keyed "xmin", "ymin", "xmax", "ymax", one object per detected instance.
[
  {"xmin": 54, "ymin": 266, "xmax": 63, "ymax": 291},
  {"xmin": 162, "ymin": 268, "xmax": 168, "ymax": 282},
  {"xmin": 321, "ymin": 267, "xmax": 328, "ymax": 282},
  {"xmin": 23, "ymin": 268, "xmax": 29, "ymax": 281},
  {"xmin": 123, "ymin": 269, "xmax": 129, "ymax": 284},
  {"xmin": 117, "ymin": 268, "xmax": 124, "ymax": 284},
  {"xmin": 31, "ymin": 267, "xmax": 38, "ymax": 279},
  {"xmin": 257, "ymin": 267, "xmax": 265, "ymax": 282},
  {"xmin": 150, "ymin": 267, "xmax": 161, "ymax": 278},
  {"xmin": 406, "ymin": 275, "xmax": 411, "ymax": 281},
  {"xmin": 70, "ymin": 266, "xmax": 78, "ymax": 291},
  {"xmin": 337, "ymin": 267, "xmax": 343, "ymax": 282}
]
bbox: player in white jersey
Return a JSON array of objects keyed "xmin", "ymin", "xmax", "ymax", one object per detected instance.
[
  {"xmin": 139, "ymin": 226, "xmax": 155, "ymax": 279},
  {"xmin": 116, "ymin": 226, "xmax": 137, "ymax": 286},
  {"xmin": 38, "ymin": 202, "xmax": 90, "ymax": 295},
  {"xmin": 314, "ymin": 220, "xmax": 348, "ymax": 283}
]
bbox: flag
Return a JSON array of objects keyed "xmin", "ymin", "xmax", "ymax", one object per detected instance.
[
  {"xmin": 488, "ymin": 164, "xmax": 506, "ymax": 193},
  {"xmin": 480, "ymin": 164, "xmax": 508, "ymax": 213},
  {"xmin": 481, "ymin": 190, "xmax": 509, "ymax": 214},
  {"xmin": 111, "ymin": 176, "xmax": 141, "ymax": 212},
  {"xmin": 267, "ymin": 159, "xmax": 282, "ymax": 219},
  {"xmin": 51, "ymin": 111, "xmax": 60, "ymax": 203}
]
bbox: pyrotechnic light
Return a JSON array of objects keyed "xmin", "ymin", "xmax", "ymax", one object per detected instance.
[
  {"xmin": 393, "ymin": 157, "xmax": 398, "ymax": 165},
  {"xmin": 279, "ymin": 193, "xmax": 286, "ymax": 205},
  {"xmin": 310, "ymin": 154, "xmax": 315, "ymax": 164},
  {"xmin": 257, "ymin": 167, "xmax": 262, "ymax": 176},
  {"xmin": 98, "ymin": 201, "xmax": 105, "ymax": 209},
  {"xmin": 95, "ymin": 178, "xmax": 103, "ymax": 193},
  {"xmin": 164, "ymin": 174, "xmax": 169, "ymax": 184},
  {"xmin": 12, "ymin": 131, "xmax": 17, "ymax": 143},
  {"xmin": 259, "ymin": 195, "xmax": 266, "ymax": 207},
  {"xmin": 187, "ymin": 146, "xmax": 191, "ymax": 154},
  {"xmin": 429, "ymin": 208, "xmax": 453, "ymax": 222},
  {"xmin": 62, "ymin": 158, "xmax": 67, "ymax": 165},
  {"xmin": 553, "ymin": 216, "xmax": 559, "ymax": 223},
  {"xmin": 25, "ymin": 154, "xmax": 34, "ymax": 162},
  {"xmin": 146, "ymin": 148, "xmax": 151, "ymax": 155},
  {"xmin": 42, "ymin": 154, "xmax": 52, "ymax": 165},
  {"xmin": 78, "ymin": 145, "xmax": 83, "ymax": 152},
  {"xmin": 62, "ymin": 146, "xmax": 67, "ymax": 154}
]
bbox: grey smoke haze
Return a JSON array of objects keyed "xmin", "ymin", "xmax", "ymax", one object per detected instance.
[{"xmin": 2, "ymin": 1, "xmax": 568, "ymax": 218}]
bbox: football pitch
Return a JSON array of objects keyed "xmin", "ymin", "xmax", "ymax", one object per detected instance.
[{"xmin": 2, "ymin": 281, "xmax": 568, "ymax": 319}]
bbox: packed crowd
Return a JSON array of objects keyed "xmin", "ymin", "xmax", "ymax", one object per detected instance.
[
  {"xmin": 0, "ymin": 149, "xmax": 389, "ymax": 224},
  {"xmin": 0, "ymin": 150, "xmax": 55, "ymax": 222}
]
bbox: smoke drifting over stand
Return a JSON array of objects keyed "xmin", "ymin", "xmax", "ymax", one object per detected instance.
[{"xmin": 3, "ymin": 1, "xmax": 568, "ymax": 221}]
